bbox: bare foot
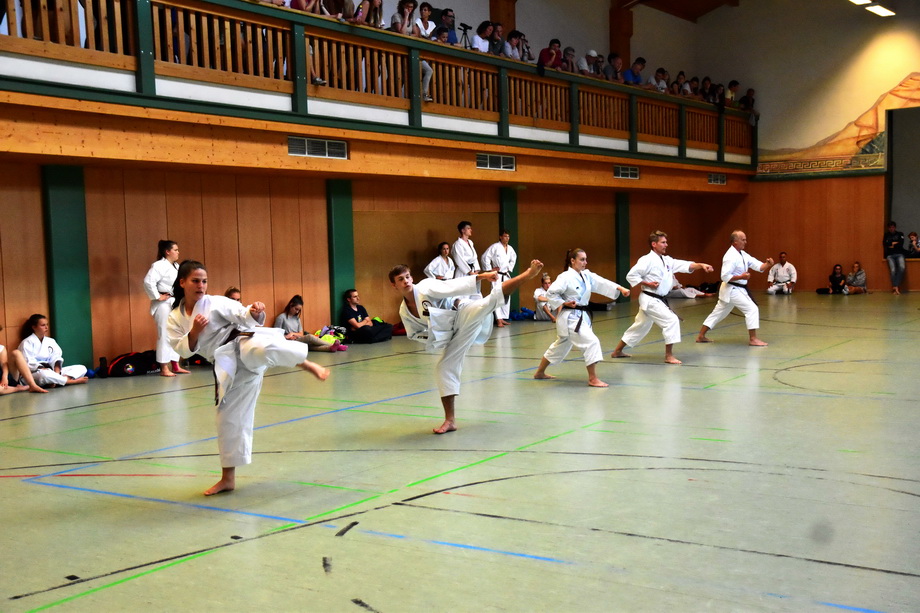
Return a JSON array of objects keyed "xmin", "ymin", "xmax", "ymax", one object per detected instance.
[
  {"xmin": 664, "ymin": 356, "xmax": 682, "ymax": 364},
  {"xmin": 66, "ymin": 377, "xmax": 89, "ymax": 385},
  {"xmin": 301, "ymin": 361, "xmax": 330, "ymax": 381},
  {"xmin": 29, "ymin": 384, "xmax": 49, "ymax": 393},
  {"xmin": 533, "ymin": 373, "xmax": 556, "ymax": 380},
  {"xmin": 173, "ymin": 366, "xmax": 190, "ymax": 374},
  {"xmin": 611, "ymin": 350, "xmax": 631, "ymax": 358},
  {"xmin": 749, "ymin": 339, "xmax": 768, "ymax": 347},
  {"xmin": 497, "ymin": 322, "xmax": 506, "ymax": 327},
  {"xmin": 696, "ymin": 336, "xmax": 713, "ymax": 343},
  {"xmin": 588, "ymin": 378, "xmax": 609, "ymax": 387},
  {"xmin": 204, "ymin": 479, "xmax": 235, "ymax": 496},
  {"xmin": 433, "ymin": 420, "xmax": 457, "ymax": 434},
  {"xmin": 15, "ymin": 384, "xmax": 30, "ymax": 392},
  {"xmin": 160, "ymin": 370, "xmax": 177, "ymax": 377}
]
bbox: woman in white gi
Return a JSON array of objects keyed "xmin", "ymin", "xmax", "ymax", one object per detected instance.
[
  {"xmin": 480, "ymin": 229, "xmax": 518, "ymax": 327},
  {"xmin": 167, "ymin": 260, "xmax": 329, "ymax": 496},
  {"xmin": 533, "ymin": 273, "xmax": 557, "ymax": 322},
  {"xmin": 389, "ymin": 258, "xmax": 544, "ymax": 434},
  {"xmin": 697, "ymin": 230, "xmax": 773, "ymax": 346},
  {"xmin": 143, "ymin": 240, "xmax": 189, "ymax": 377},
  {"xmin": 533, "ymin": 249, "xmax": 629, "ymax": 387},
  {"xmin": 18, "ymin": 314, "xmax": 89, "ymax": 388},
  {"xmin": 423, "ymin": 242, "xmax": 456, "ymax": 280},
  {"xmin": 610, "ymin": 231, "xmax": 713, "ymax": 365},
  {"xmin": 0, "ymin": 343, "xmax": 46, "ymax": 393}
]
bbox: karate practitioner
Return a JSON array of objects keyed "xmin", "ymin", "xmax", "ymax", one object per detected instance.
[
  {"xmin": 480, "ymin": 229, "xmax": 518, "ymax": 326},
  {"xmin": 451, "ymin": 220, "xmax": 481, "ymax": 299},
  {"xmin": 697, "ymin": 230, "xmax": 773, "ymax": 346},
  {"xmin": 766, "ymin": 251, "xmax": 797, "ymax": 294},
  {"xmin": 533, "ymin": 249, "xmax": 629, "ymax": 387},
  {"xmin": 533, "ymin": 273, "xmax": 557, "ymax": 322},
  {"xmin": 424, "ymin": 242, "xmax": 456, "ymax": 279},
  {"xmin": 18, "ymin": 314, "xmax": 89, "ymax": 387},
  {"xmin": 0, "ymin": 344, "xmax": 46, "ymax": 393},
  {"xmin": 167, "ymin": 260, "xmax": 329, "ymax": 496},
  {"xmin": 389, "ymin": 258, "xmax": 544, "ymax": 434},
  {"xmin": 143, "ymin": 240, "xmax": 190, "ymax": 376},
  {"xmin": 611, "ymin": 231, "xmax": 713, "ymax": 364}
]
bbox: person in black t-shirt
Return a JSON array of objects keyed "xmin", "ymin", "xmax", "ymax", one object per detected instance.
[{"xmin": 339, "ymin": 289, "xmax": 393, "ymax": 343}]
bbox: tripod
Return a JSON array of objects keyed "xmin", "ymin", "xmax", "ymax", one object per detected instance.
[{"xmin": 458, "ymin": 27, "xmax": 472, "ymax": 50}]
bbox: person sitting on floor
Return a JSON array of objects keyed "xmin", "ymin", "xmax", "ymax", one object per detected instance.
[
  {"xmin": 275, "ymin": 295, "xmax": 347, "ymax": 352},
  {"xmin": 18, "ymin": 314, "xmax": 89, "ymax": 388},
  {"xmin": 339, "ymin": 289, "xmax": 393, "ymax": 343}
]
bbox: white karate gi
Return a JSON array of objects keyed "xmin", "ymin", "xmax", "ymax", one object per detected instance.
[
  {"xmin": 423, "ymin": 255, "xmax": 456, "ymax": 280},
  {"xmin": 543, "ymin": 268, "xmax": 624, "ymax": 366},
  {"xmin": 480, "ymin": 242, "xmax": 517, "ymax": 320},
  {"xmin": 533, "ymin": 287, "xmax": 553, "ymax": 321},
  {"xmin": 451, "ymin": 237, "xmax": 481, "ymax": 298},
  {"xmin": 167, "ymin": 295, "xmax": 310, "ymax": 467},
  {"xmin": 143, "ymin": 258, "xmax": 181, "ymax": 363},
  {"xmin": 399, "ymin": 276, "xmax": 504, "ymax": 397},
  {"xmin": 621, "ymin": 251, "xmax": 693, "ymax": 347},
  {"xmin": 702, "ymin": 247, "xmax": 764, "ymax": 331},
  {"xmin": 767, "ymin": 261, "xmax": 797, "ymax": 294},
  {"xmin": 19, "ymin": 334, "xmax": 87, "ymax": 387},
  {"xmin": 667, "ymin": 282, "xmax": 706, "ymax": 299}
]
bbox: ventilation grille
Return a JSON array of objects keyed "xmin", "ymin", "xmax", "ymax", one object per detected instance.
[
  {"xmin": 288, "ymin": 136, "xmax": 348, "ymax": 159},
  {"xmin": 708, "ymin": 173, "xmax": 727, "ymax": 185},
  {"xmin": 614, "ymin": 165, "xmax": 640, "ymax": 179},
  {"xmin": 476, "ymin": 153, "xmax": 516, "ymax": 171}
]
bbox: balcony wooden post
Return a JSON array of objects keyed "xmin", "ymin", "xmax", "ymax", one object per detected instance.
[
  {"xmin": 498, "ymin": 67, "xmax": 509, "ymax": 138},
  {"xmin": 408, "ymin": 48, "xmax": 421, "ymax": 127},
  {"xmin": 628, "ymin": 93, "xmax": 638, "ymax": 153},
  {"xmin": 568, "ymin": 81, "xmax": 579, "ymax": 146},
  {"xmin": 291, "ymin": 24, "xmax": 308, "ymax": 114},
  {"xmin": 717, "ymin": 111, "xmax": 726, "ymax": 163},
  {"xmin": 134, "ymin": 0, "xmax": 156, "ymax": 95},
  {"xmin": 678, "ymin": 104, "xmax": 687, "ymax": 159}
]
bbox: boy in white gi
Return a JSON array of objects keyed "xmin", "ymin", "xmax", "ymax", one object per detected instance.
[
  {"xmin": 697, "ymin": 230, "xmax": 773, "ymax": 346},
  {"xmin": 533, "ymin": 249, "xmax": 629, "ymax": 387},
  {"xmin": 389, "ymin": 258, "xmax": 544, "ymax": 434},
  {"xmin": 611, "ymin": 231, "xmax": 713, "ymax": 364},
  {"xmin": 480, "ymin": 229, "xmax": 517, "ymax": 327},
  {"xmin": 451, "ymin": 220, "xmax": 482, "ymax": 299},
  {"xmin": 168, "ymin": 260, "xmax": 329, "ymax": 496}
]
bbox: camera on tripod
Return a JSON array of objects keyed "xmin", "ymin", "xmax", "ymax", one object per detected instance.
[{"xmin": 458, "ymin": 22, "xmax": 471, "ymax": 32}]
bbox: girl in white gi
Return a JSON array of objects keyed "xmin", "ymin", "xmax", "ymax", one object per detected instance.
[
  {"xmin": 18, "ymin": 314, "xmax": 89, "ymax": 387},
  {"xmin": 423, "ymin": 242, "xmax": 456, "ymax": 280},
  {"xmin": 0, "ymin": 343, "xmax": 46, "ymax": 393},
  {"xmin": 697, "ymin": 230, "xmax": 773, "ymax": 346},
  {"xmin": 533, "ymin": 273, "xmax": 557, "ymax": 322},
  {"xmin": 610, "ymin": 231, "xmax": 713, "ymax": 365},
  {"xmin": 480, "ymin": 229, "xmax": 518, "ymax": 327},
  {"xmin": 533, "ymin": 249, "xmax": 629, "ymax": 387},
  {"xmin": 143, "ymin": 240, "xmax": 189, "ymax": 377},
  {"xmin": 167, "ymin": 261, "xmax": 329, "ymax": 496},
  {"xmin": 389, "ymin": 258, "xmax": 544, "ymax": 434}
]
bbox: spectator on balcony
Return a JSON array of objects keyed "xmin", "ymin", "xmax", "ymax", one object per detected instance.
[
  {"xmin": 699, "ymin": 76, "xmax": 714, "ymax": 101},
  {"xmin": 622, "ymin": 56, "xmax": 646, "ymax": 86},
  {"xmin": 537, "ymin": 39, "xmax": 563, "ymax": 72},
  {"xmin": 323, "ymin": 0, "xmax": 355, "ymax": 19},
  {"xmin": 726, "ymin": 80, "xmax": 740, "ymax": 107},
  {"xmin": 739, "ymin": 88, "xmax": 759, "ymax": 118},
  {"xmin": 711, "ymin": 83, "xmax": 726, "ymax": 107},
  {"xmin": 413, "ymin": 2, "xmax": 436, "ymax": 38},
  {"xmin": 668, "ymin": 81, "xmax": 681, "ymax": 95},
  {"xmin": 351, "ymin": 0, "xmax": 384, "ymax": 27},
  {"xmin": 489, "ymin": 22, "xmax": 504, "ymax": 56},
  {"xmin": 603, "ymin": 53, "xmax": 624, "ymax": 83},
  {"xmin": 684, "ymin": 76, "xmax": 700, "ymax": 97},
  {"xmin": 390, "ymin": 0, "xmax": 417, "ymax": 35},
  {"xmin": 292, "ymin": 0, "xmax": 321, "ymax": 13},
  {"xmin": 646, "ymin": 67, "xmax": 667, "ymax": 93},
  {"xmin": 433, "ymin": 25, "xmax": 450, "ymax": 44},
  {"xmin": 675, "ymin": 71, "xmax": 686, "ymax": 91},
  {"xmin": 560, "ymin": 47, "xmax": 577, "ymax": 73},
  {"xmin": 518, "ymin": 33, "xmax": 535, "ymax": 63},
  {"xmin": 438, "ymin": 7, "xmax": 458, "ymax": 45},
  {"xmin": 502, "ymin": 30, "xmax": 525, "ymax": 60},
  {"xmin": 576, "ymin": 50, "xmax": 599, "ymax": 77},
  {"xmin": 471, "ymin": 20, "xmax": 492, "ymax": 52}
]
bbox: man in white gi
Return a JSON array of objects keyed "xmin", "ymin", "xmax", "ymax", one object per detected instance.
[
  {"xmin": 697, "ymin": 230, "xmax": 773, "ymax": 346},
  {"xmin": 452, "ymin": 220, "xmax": 481, "ymax": 299},
  {"xmin": 389, "ymin": 258, "xmax": 544, "ymax": 434},
  {"xmin": 766, "ymin": 251, "xmax": 797, "ymax": 294},
  {"xmin": 611, "ymin": 231, "xmax": 713, "ymax": 364},
  {"xmin": 480, "ymin": 229, "xmax": 518, "ymax": 327}
]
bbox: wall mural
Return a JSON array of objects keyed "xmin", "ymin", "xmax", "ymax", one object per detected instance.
[{"xmin": 757, "ymin": 72, "xmax": 920, "ymax": 175}]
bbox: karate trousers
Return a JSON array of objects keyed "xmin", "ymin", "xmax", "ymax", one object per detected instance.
[
  {"xmin": 33, "ymin": 364, "xmax": 88, "ymax": 387},
  {"xmin": 702, "ymin": 286, "xmax": 759, "ymax": 331},
  {"xmin": 543, "ymin": 308, "xmax": 604, "ymax": 367},
  {"xmin": 621, "ymin": 292, "xmax": 681, "ymax": 347},
  {"xmin": 151, "ymin": 299, "xmax": 180, "ymax": 364}
]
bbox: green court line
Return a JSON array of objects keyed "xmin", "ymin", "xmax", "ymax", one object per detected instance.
[
  {"xmin": 515, "ymin": 429, "xmax": 577, "ymax": 450},
  {"xmin": 870, "ymin": 391, "xmax": 895, "ymax": 396},
  {"xmin": 378, "ymin": 402, "xmax": 440, "ymax": 409},
  {"xmin": 405, "ymin": 453, "xmax": 510, "ymax": 487},
  {"xmin": 4, "ymin": 409, "xmax": 195, "ymax": 444},
  {"xmin": 600, "ymin": 419, "xmax": 628, "ymax": 424},
  {"xmin": 291, "ymin": 481, "xmax": 382, "ymax": 494},
  {"xmin": 776, "ymin": 338, "xmax": 853, "ymax": 365},
  {"xmin": 258, "ymin": 402, "xmax": 339, "ymax": 409},
  {"xmin": 589, "ymin": 430, "xmax": 653, "ymax": 436},
  {"xmin": 0, "ymin": 444, "xmax": 112, "ymax": 460},
  {"xmin": 703, "ymin": 373, "xmax": 748, "ymax": 389},
  {"xmin": 27, "ymin": 550, "xmax": 216, "ymax": 612},
  {"xmin": 690, "ymin": 437, "xmax": 732, "ymax": 442},
  {"xmin": 706, "ymin": 427, "xmax": 731, "ymax": 431},
  {"xmin": 303, "ymin": 494, "xmax": 383, "ymax": 521},
  {"xmin": 479, "ymin": 410, "xmax": 526, "ymax": 415}
]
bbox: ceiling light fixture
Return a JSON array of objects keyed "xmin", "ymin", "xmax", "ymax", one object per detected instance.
[
  {"xmin": 865, "ymin": 3, "xmax": 896, "ymax": 16},
  {"xmin": 848, "ymin": 0, "xmax": 871, "ymax": 5}
]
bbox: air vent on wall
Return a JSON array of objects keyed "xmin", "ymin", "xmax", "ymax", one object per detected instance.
[
  {"xmin": 708, "ymin": 173, "xmax": 727, "ymax": 185},
  {"xmin": 614, "ymin": 165, "xmax": 640, "ymax": 179},
  {"xmin": 287, "ymin": 136, "xmax": 348, "ymax": 159},
  {"xmin": 476, "ymin": 153, "xmax": 516, "ymax": 171}
]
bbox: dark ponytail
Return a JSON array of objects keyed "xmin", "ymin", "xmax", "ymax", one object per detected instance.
[
  {"xmin": 21, "ymin": 313, "xmax": 46, "ymax": 342},
  {"xmin": 563, "ymin": 248, "xmax": 585, "ymax": 272},
  {"xmin": 284, "ymin": 294, "xmax": 304, "ymax": 315},
  {"xmin": 156, "ymin": 240, "xmax": 177, "ymax": 261},
  {"xmin": 172, "ymin": 260, "xmax": 207, "ymax": 310}
]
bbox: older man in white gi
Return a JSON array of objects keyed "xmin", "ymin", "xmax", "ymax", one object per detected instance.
[
  {"xmin": 697, "ymin": 230, "xmax": 773, "ymax": 346},
  {"xmin": 611, "ymin": 231, "xmax": 713, "ymax": 364},
  {"xmin": 480, "ymin": 229, "xmax": 517, "ymax": 327},
  {"xmin": 766, "ymin": 251, "xmax": 797, "ymax": 294}
]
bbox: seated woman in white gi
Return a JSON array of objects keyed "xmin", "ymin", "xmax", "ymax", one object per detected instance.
[
  {"xmin": 533, "ymin": 249, "xmax": 629, "ymax": 387},
  {"xmin": 18, "ymin": 314, "xmax": 89, "ymax": 388},
  {"xmin": 274, "ymin": 295, "xmax": 346, "ymax": 352},
  {"xmin": 533, "ymin": 273, "xmax": 558, "ymax": 322},
  {"xmin": 167, "ymin": 260, "xmax": 329, "ymax": 496},
  {"xmin": 424, "ymin": 242, "xmax": 456, "ymax": 280},
  {"xmin": 389, "ymin": 258, "xmax": 544, "ymax": 435},
  {"xmin": 0, "ymin": 344, "xmax": 46, "ymax": 393},
  {"xmin": 143, "ymin": 239, "xmax": 190, "ymax": 377}
]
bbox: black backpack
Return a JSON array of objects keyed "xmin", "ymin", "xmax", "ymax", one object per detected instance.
[{"xmin": 106, "ymin": 350, "xmax": 159, "ymax": 377}]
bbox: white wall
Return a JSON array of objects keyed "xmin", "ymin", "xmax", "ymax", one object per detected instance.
[
  {"xmin": 631, "ymin": 6, "xmax": 697, "ymax": 80},
  {"xmin": 517, "ymin": 0, "xmax": 610, "ymax": 57}
]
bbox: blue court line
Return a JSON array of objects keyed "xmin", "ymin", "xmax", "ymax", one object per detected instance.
[{"xmin": 816, "ymin": 602, "xmax": 885, "ymax": 613}]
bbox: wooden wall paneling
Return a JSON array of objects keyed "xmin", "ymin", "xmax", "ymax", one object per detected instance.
[
  {"xmin": 0, "ymin": 163, "xmax": 47, "ymax": 351},
  {"xmin": 85, "ymin": 167, "xmax": 132, "ymax": 361},
  {"xmin": 268, "ymin": 176, "xmax": 304, "ymax": 324},
  {"xmin": 200, "ymin": 174, "xmax": 241, "ymax": 298},
  {"xmin": 164, "ymin": 171, "xmax": 205, "ymax": 263},
  {"xmin": 123, "ymin": 169, "xmax": 169, "ymax": 352},
  {"xmin": 235, "ymin": 175, "xmax": 275, "ymax": 308},
  {"xmin": 297, "ymin": 179, "xmax": 330, "ymax": 331}
]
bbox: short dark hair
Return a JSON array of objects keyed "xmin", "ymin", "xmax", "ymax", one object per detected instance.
[
  {"xmin": 633, "ymin": 57, "xmax": 646, "ymax": 65},
  {"xmin": 342, "ymin": 289, "xmax": 357, "ymax": 301},
  {"xmin": 728, "ymin": 79, "xmax": 739, "ymax": 88},
  {"xmin": 779, "ymin": 251, "xmax": 787, "ymax": 257},
  {"xmin": 434, "ymin": 25, "xmax": 449, "ymax": 37},
  {"xmin": 419, "ymin": 1, "xmax": 432, "ymax": 11},
  {"xmin": 388, "ymin": 265, "xmax": 410, "ymax": 283},
  {"xmin": 607, "ymin": 52, "xmax": 619, "ymax": 62},
  {"xmin": 549, "ymin": 38, "xmax": 560, "ymax": 47},
  {"xmin": 457, "ymin": 220, "xmax": 472, "ymax": 232},
  {"xmin": 441, "ymin": 7, "xmax": 453, "ymax": 16},
  {"xmin": 499, "ymin": 228, "xmax": 510, "ymax": 236},
  {"xmin": 648, "ymin": 230, "xmax": 667, "ymax": 245}
]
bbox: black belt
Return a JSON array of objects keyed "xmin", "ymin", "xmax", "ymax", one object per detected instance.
[
  {"xmin": 213, "ymin": 329, "xmax": 254, "ymax": 405},
  {"xmin": 566, "ymin": 304, "xmax": 592, "ymax": 333},
  {"xmin": 642, "ymin": 290, "xmax": 683, "ymax": 321},
  {"xmin": 727, "ymin": 281, "xmax": 757, "ymax": 305}
]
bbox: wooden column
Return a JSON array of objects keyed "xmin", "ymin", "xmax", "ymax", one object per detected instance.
[
  {"xmin": 610, "ymin": 2, "xmax": 634, "ymax": 62},
  {"xmin": 489, "ymin": 0, "xmax": 516, "ymax": 32}
]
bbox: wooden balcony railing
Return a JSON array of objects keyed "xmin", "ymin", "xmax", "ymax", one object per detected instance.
[{"xmin": 0, "ymin": 0, "xmax": 756, "ymax": 165}]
